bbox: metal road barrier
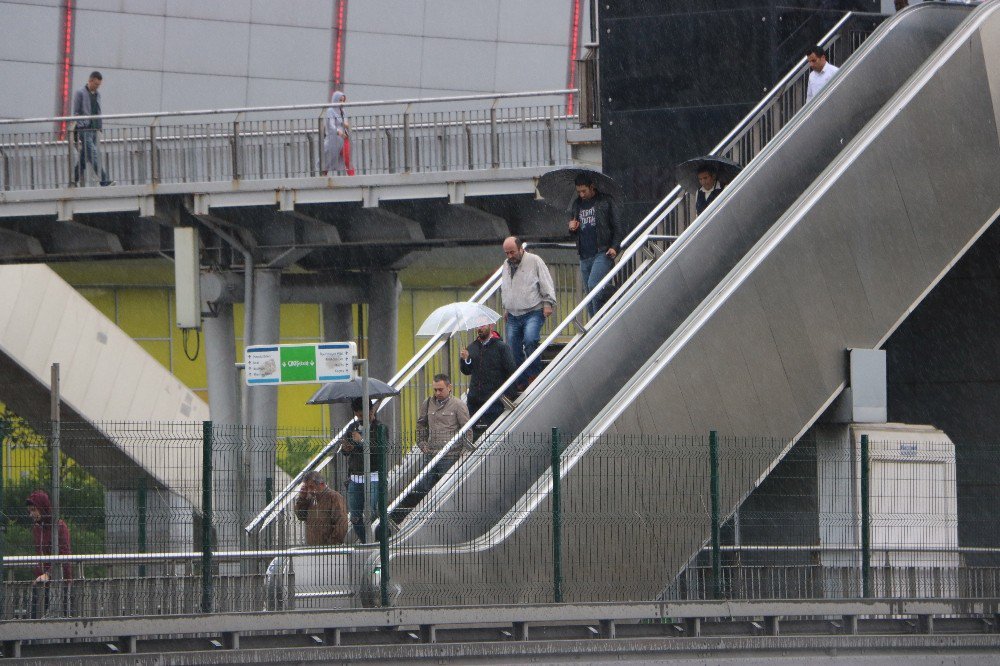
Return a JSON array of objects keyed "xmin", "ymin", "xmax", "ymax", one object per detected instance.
[{"xmin": 2, "ymin": 598, "xmax": 1000, "ymax": 660}]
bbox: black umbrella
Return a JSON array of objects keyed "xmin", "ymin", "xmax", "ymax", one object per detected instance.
[
  {"xmin": 307, "ymin": 377, "xmax": 399, "ymax": 404},
  {"xmin": 537, "ymin": 167, "xmax": 623, "ymax": 212},
  {"xmin": 674, "ymin": 156, "xmax": 743, "ymax": 193}
]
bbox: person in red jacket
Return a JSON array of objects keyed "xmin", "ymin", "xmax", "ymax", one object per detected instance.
[{"xmin": 26, "ymin": 490, "xmax": 72, "ymax": 617}]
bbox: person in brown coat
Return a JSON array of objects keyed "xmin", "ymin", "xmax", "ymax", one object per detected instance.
[{"xmin": 293, "ymin": 471, "xmax": 349, "ymax": 545}]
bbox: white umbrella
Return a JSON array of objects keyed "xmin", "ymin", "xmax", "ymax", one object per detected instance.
[{"xmin": 416, "ymin": 302, "xmax": 501, "ymax": 337}]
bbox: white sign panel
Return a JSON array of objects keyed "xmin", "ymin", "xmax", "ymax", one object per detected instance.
[{"xmin": 245, "ymin": 342, "xmax": 357, "ymax": 386}]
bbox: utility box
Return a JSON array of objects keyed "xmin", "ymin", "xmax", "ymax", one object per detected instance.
[
  {"xmin": 815, "ymin": 423, "xmax": 959, "ymax": 596},
  {"xmin": 173, "ymin": 227, "xmax": 201, "ymax": 329}
]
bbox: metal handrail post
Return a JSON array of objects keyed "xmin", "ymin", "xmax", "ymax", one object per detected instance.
[
  {"xmin": 402, "ymin": 103, "xmax": 412, "ymax": 172},
  {"xmin": 231, "ymin": 112, "xmax": 243, "ymax": 181},
  {"xmin": 0, "ymin": 413, "xmax": 6, "ymax": 613},
  {"xmin": 138, "ymin": 476, "xmax": 147, "ymax": 578},
  {"xmin": 201, "ymin": 421, "xmax": 214, "ymax": 613},
  {"xmin": 861, "ymin": 433, "xmax": 871, "ymax": 598},
  {"xmin": 65, "ymin": 128, "xmax": 74, "ymax": 187},
  {"xmin": 148, "ymin": 117, "xmax": 159, "ymax": 184},
  {"xmin": 50, "ymin": 364, "xmax": 62, "ymax": 588},
  {"xmin": 710, "ymin": 430, "xmax": 721, "ymax": 600},
  {"xmin": 378, "ymin": 430, "xmax": 390, "ymax": 608},
  {"xmin": 490, "ymin": 96, "xmax": 500, "ymax": 168},
  {"xmin": 552, "ymin": 427, "xmax": 563, "ymax": 603}
]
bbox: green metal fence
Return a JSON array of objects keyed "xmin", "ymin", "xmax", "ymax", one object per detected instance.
[{"xmin": 1, "ymin": 418, "xmax": 998, "ymax": 619}]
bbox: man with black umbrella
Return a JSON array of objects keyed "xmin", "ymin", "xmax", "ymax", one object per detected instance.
[
  {"xmin": 341, "ymin": 398, "xmax": 387, "ymax": 542},
  {"xmin": 568, "ymin": 172, "xmax": 624, "ymax": 317},
  {"xmin": 695, "ymin": 165, "xmax": 724, "ymax": 215}
]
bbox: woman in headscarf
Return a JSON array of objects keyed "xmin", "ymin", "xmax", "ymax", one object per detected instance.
[{"xmin": 322, "ymin": 90, "xmax": 349, "ymax": 174}]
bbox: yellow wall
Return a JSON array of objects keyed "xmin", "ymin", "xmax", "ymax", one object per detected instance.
[
  {"xmin": 50, "ymin": 260, "xmax": 579, "ymax": 431},
  {"xmin": 63, "ymin": 283, "xmax": 485, "ymax": 431}
]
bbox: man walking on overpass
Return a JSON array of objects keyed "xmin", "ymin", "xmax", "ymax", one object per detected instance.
[{"xmin": 72, "ymin": 71, "xmax": 114, "ymax": 187}]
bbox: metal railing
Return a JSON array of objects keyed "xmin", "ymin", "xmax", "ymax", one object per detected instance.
[
  {"xmin": 246, "ymin": 11, "xmax": 880, "ymax": 539},
  {"xmin": 668, "ymin": 558, "xmax": 1000, "ymax": 602},
  {"xmin": 0, "ymin": 90, "xmax": 576, "ymax": 191}
]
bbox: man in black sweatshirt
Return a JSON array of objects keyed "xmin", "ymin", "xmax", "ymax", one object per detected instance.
[
  {"xmin": 568, "ymin": 172, "xmax": 624, "ymax": 317},
  {"xmin": 460, "ymin": 324, "xmax": 517, "ymax": 438}
]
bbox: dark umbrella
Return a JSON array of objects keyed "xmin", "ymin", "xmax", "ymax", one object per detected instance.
[
  {"xmin": 306, "ymin": 377, "xmax": 399, "ymax": 404},
  {"xmin": 537, "ymin": 167, "xmax": 623, "ymax": 212},
  {"xmin": 674, "ymin": 156, "xmax": 743, "ymax": 193}
]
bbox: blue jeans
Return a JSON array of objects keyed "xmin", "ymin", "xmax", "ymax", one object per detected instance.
[
  {"xmin": 74, "ymin": 130, "xmax": 110, "ymax": 186},
  {"xmin": 347, "ymin": 479, "xmax": 380, "ymax": 542},
  {"xmin": 580, "ymin": 253, "xmax": 614, "ymax": 316},
  {"xmin": 505, "ymin": 309, "xmax": 545, "ymax": 381}
]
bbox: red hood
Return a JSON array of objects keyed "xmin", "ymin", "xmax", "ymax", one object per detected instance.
[{"xmin": 27, "ymin": 489, "xmax": 52, "ymax": 521}]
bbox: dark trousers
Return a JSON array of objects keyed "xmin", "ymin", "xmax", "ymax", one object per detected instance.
[
  {"xmin": 468, "ymin": 395, "xmax": 504, "ymax": 439},
  {"xmin": 414, "ymin": 455, "xmax": 458, "ymax": 506},
  {"xmin": 31, "ymin": 582, "xmax": 71, "ymax": 618}
]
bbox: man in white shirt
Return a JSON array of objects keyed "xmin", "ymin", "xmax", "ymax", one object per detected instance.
[{"xmin": 805, "ymin": 45, "xmax": 840, "ymax": 102}]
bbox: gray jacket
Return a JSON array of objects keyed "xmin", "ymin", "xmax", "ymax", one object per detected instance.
[
  {"xmin": 72, "ymin": 86, "xmax": 102, "ymax": 130},
  {"xmin": 500, "ymin": 251, "xmax": 557, "ymax": 316}
]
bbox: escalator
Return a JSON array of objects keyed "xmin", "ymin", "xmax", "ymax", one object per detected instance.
[{"xmin": 380, "ymin": 1, "xmax": 999, "ymax": 603}]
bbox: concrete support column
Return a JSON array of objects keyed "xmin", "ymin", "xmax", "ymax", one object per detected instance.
[
  {"xmin": 366, "ymin": 272, "xmax": 401, "ymax": 435},
  {"xmin": 247, "ymin": 269, "xmax": 281, "ymax": 512},
  {"xmin": 323, "ymin": 302, "xmax": 356, "ymax": 427},
  {"xmin": 323, "ymin": 302, "xmax": 354, "ymax": 490},
  {"xmin": 202, "ymin": 301, "xmax": 241, "ymax": 553}
]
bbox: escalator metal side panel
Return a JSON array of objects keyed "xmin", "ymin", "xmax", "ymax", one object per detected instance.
[{"xmin": 385, "ymin": 1, "xmax": 1000, "ymax": 605}]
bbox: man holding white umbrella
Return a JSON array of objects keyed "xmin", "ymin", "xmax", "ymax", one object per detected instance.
[{"xmin": 460, "ymin": 323, "xmax": 517, "ymax": 438}]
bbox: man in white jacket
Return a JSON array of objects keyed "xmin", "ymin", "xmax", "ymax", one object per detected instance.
[{"xmin": 500, "ymin": 236, "xmax": 557, "ymax": 387}]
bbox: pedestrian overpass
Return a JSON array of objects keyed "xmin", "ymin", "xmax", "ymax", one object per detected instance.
[{"xmin": 0, "ymin": 90, "xmax": 581, "ymax": 267}]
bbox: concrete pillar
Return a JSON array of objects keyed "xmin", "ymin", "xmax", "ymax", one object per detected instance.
[
  {"xmin": 202, "ymin": 300, "xmax": 241, "ymax": 553},
  {"xmin": 203, "ymin": 301, "xmax": 240, "ymax": 425},
  {"xmin": 248, "ymin": 269, "xmax": 281, "ymax": 512},
  {"xmin": 323, "ymin": 302, "xmax": 354, "ymax": 491},
  {"xmin": 323, "ymin": 302, "xmax": 356, "ymax": 425},
  {"xmin": 366, "ymin": 272, "xmax": 401, "ymax": 435}
]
